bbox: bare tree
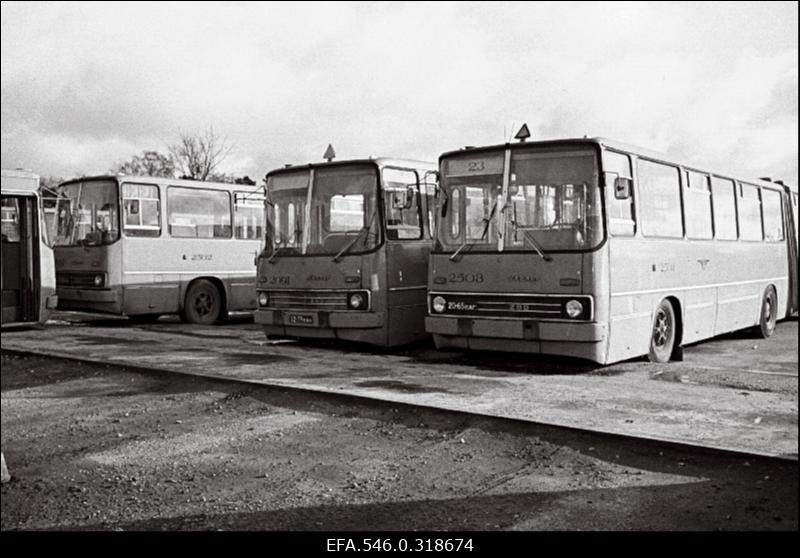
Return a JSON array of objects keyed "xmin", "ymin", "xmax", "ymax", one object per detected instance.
[
  {"xmin": 169, "ymin": 127, "xmax": 233, "ymax": 181},
  {"xmin": 111, "ymin": 150, "xmax": 175, "ymax": 177}
]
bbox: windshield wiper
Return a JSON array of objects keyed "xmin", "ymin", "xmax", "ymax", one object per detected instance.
[
  {"xmin": 332, "ymin": 209, "xmax": 378, "ymax": 262},
  {"xmin": 449, "ymin": 199, "xmax": 498, "ymax": 262},
  {"xmin": 266, "ymin": 232, "xmax": 290, "ymax": 263}
]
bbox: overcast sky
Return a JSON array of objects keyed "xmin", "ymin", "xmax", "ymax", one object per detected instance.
[{"xmin": 2, "ymin": 1, "xmax": 797, "ymax": 185}]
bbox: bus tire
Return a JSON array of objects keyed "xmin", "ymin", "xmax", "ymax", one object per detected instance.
[
  {"xmin": 181, "ymin": 280, "xmax": 222, "ymax": 325},
  {"xmin": 648, "ymin": 299, "xmax": 676, "ymax": 363},
  {"xmin": 755, "ymin": 286, "xmax": 777, "ymax": 339},
  {"xmin": 128, "ymin": 314, "xmax": 160, "ymax": 324}
]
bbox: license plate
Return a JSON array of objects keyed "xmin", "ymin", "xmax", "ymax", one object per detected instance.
[{"xmin": 286, "ymin": 312, "xmax": 316, "ymax": 326}]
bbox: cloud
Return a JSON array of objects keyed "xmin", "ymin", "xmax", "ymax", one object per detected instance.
[{"xmin": 1, "ymin": 1, "xmax": 797, "ymax": 186}]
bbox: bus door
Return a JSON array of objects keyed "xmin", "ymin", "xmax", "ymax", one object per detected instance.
[
  {"xmin": 382, "ymin": 168, "xmax": 429, "ymax": 344},
  {"xmin": 1, "ymin": 196, "xmax": 38, "ymax": 324},
  {"xmin": 788, "ymin": 191, "xmax": 798, "ymax": 314}
]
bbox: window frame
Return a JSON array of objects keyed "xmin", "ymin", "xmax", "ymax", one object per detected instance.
[
  {"xmin": 710, "ymin": 175, "xmax": 738, "ymax": 241},
  {"xmin": 636, "ymin": 157, "xmax": 683, "ymax": 239},
  {"xmin": 737, "ymin": 182, "xmax": 764, "ymax": 242},
  {"xmin": 683, "ymin": 169, "xmax": 714, "ymax": 240},
  {"xmin": 121, "ymin": 181, "xmax": 162, "ymax": 237}
]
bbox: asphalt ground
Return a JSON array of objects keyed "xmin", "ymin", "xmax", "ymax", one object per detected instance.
[{"xmin": 1, "ymin": 312, "xmax": 796, "ymax": 459}]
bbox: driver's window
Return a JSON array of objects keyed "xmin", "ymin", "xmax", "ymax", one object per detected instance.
[
  {"xmin": 382, "ymin": 168, "xmax": 422, "ymax": 240},
  {"xmin": 603, "ymin": 151, "xmax": 635, "ymax": 236},
  {"xmin": 122, "ymin": 183, "xmax": 160, "ymax": 237}
]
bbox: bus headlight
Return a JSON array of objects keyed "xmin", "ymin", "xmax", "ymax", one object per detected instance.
[
  {"xmin": 347, "ymin": 292, "xmax": 366, "ymax": 310},
  {"xmin": 565, "ymin": 299, "xmax": 583, "ymax": 318},
  {"xmin": 258, "ymin": 292, "xmax": 269, "ymax": 307},
  {"xmin": 93, "ymin": 274, "xmax": 105, "ymax": 287},
  {"xmin": 432, "ymin": 296, "xmax": 446, "ymax": 313}
]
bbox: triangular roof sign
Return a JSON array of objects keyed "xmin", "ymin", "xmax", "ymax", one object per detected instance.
[
  {"xmin": 323, "ymin": 144, "xmax": 336, "ymax": 161},
  {"xmin": 515, "ymin": 123, "xmax": 531, "ymax": 142}
]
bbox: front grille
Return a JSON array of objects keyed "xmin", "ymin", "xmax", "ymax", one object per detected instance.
[
  {"xmin": 266, "ymin": 290, "xmax": 349, "ymax": 311},
  {"xmin": 429, "ymin": 292, "xmax": 593, "ymax": 320},
  {"xmin": 56, "ymin": 272, "xmax": 102, "ymax": 289}
]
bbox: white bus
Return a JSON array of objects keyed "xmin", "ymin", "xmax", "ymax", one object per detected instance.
[
  {"xmin": 427, "ymin": 135, "xmax": 797, "ymax": 364},
  {"xmin": 1, "ymin": 169, "xmax": 57, "ymax": 327},
  {"xmin": 49, "ymin": 175, "xmax": 264, "ymax": 324}
]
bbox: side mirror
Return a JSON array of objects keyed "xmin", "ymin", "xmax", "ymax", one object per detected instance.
[
  {"xmin": 614, "ymin": 176, "xmax": 632, "ymax": 200},
  {"xmin": 391, "ymin": 187, "xmax": 414, "ymax": 210}
]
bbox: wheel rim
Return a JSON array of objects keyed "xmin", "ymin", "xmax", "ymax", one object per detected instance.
[
  {"xmin": 653, "ymin": 308, "xmax": 672, "ymax": 348},
  {"xmin": 764, "ymin": 292, "xmax": 775, "ymax": 331},
  {"xmin": 194, "ymin": 292, "xmax": 213, "ymax": 316}
]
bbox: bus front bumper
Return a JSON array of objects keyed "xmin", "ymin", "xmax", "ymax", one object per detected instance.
[
  {"xmin": 56, "ymin": 287, "xmax": 122, "ymax": 313},
  {"xmin": 425, "ymin": 316, "xmax": 608, "ymax": 362},
  {"xmin": 255, "ymin": 309, "xmax": 384, "ymax": 329}
]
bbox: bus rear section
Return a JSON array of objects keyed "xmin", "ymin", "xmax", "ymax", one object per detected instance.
[
  {"xmin": 425, "ymin": 143, "xmax": 609, "ymax": 363},
  {"xmin": 1, "ymin": 169, "xmax": 57, "ymax": 327},
  {"xmin": 255, "ymin": 158, "xmax": 437, "ymax": 347},
  {"xmin": 50, "ymin": 175, "xmax": 262, "ymax": 324}
]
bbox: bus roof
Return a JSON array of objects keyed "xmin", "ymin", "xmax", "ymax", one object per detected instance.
[
  {"xmin": 266, "ymin": 157, "xmax": 437, "ymax": 179},
  {"xmin": 1, "ymin": 169, "xmax": 40, "ymax": 196},
  {"xmin": 439, "ymin": 137, "xmax": 796, "ymax": 194},
  {"xmin": 57, "ymin": 174, "xmax": 259, "ymax": 192}
]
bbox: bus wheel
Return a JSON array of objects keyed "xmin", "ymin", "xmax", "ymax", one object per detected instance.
[
  {"xmin": 128, "ymin": 314, "xmax": 160, "ymax": 324},
  {"xmin": 181, "ymin": 280, "xmax": 222, "ymax": 325},
  {"xmin": 648, "ymin": 299, "xmax": 676, "ymax": 363},
  {"xmin": 755, "ymin": 287, "xmax": 777, "ymax": 338}
]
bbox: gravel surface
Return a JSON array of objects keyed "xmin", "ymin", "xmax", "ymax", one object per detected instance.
[{"xmin": 1, "ymin": 351, "xmax": 796, "ymax": 531}]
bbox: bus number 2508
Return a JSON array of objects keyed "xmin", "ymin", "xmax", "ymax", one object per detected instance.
[{"xmin": 448, "ymin": 273, "xmax": 484, "ymax": 284}]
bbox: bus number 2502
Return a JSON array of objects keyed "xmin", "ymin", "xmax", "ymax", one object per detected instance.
[{"xmin": 448, "ymin": 273, "xmax": 484, "ymax": 284}]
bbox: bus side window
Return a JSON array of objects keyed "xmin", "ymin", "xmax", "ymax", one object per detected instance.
[
  {"xmin": 738, "ymin": 183, "xmax": 763, "ymax": 241},
  {"xmin": 711, "ymin": 177, "xmax": 737, "ymax": 240},
  {"xmin": 685, "ymin": 171, "xmax": 713, "ymax": 239},
  {"xmin": 603, "ymin": 151, "xmax": 635, "ymax": 236},
  {"xmin": 637, "ymin": 159, "xmax": 682, "ymax": 238},
  {"xmin": 761, "ymin": 188, "xmax": 784, "ymax": 242}
]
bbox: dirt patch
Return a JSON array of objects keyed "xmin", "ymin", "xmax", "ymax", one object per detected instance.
[{"xmin": 1, "ymin": 351, "xmax": 796, "ymax": 531}]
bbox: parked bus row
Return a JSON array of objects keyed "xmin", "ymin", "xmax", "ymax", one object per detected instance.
[{"xmin": 18, "ymin": 128, "xmax": 798, "ymax": 364}]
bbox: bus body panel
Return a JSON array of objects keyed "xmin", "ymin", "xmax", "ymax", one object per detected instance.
[
  {"xmin": 605, "ymin": 237, "xmax": 788, "ymax": 364},
  {"xmin": 121, "ymin": 235, "xmax": 260, "ymax": 315},
  {"xmin": 386, "ymin": 238, "xmax": 430, "ymax": 345},
  {"xmin": 54, "ymin": 244, "xmax": 123, "ymax": 313}
]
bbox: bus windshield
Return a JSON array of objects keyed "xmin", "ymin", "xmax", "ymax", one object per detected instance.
[
  {"xmin": 437, "ymin": 147, "xmax": 602, "ymax": 253},
  {"xmin": 266, "ymin": 165, "xmax": 380, "ymax": 257},
  {"xmin": 51, "ymin": 179, "xmax": 119, "ymax": 246}
]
